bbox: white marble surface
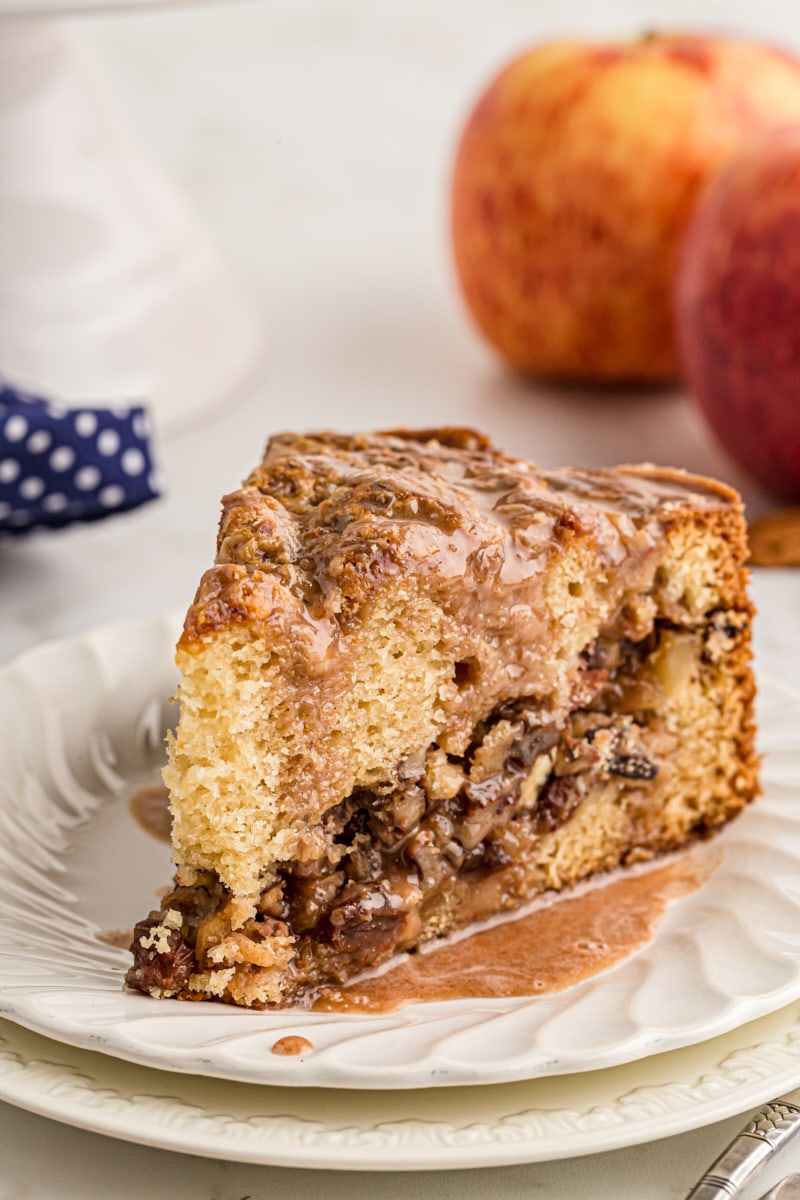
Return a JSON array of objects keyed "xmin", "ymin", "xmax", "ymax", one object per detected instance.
[{"xmin": 2, "ymin": 1, "xmax": 800, "ymax": 1196}]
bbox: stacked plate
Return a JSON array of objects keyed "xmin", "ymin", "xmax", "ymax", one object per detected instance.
[{"xmin": 2, "ymin": 613, "xmax": 800, "ymax": 1170}]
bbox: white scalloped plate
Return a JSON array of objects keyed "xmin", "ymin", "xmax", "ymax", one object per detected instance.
[
  {"xmin": 4, "ymin": 1003, "xmax": 800, "ymax": 1169},
  {"xmin": 1, "ymin": 614, "xmax": 800, "ymax": 1091}
]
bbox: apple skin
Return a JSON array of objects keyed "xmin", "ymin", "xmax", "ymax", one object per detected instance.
[
  {"xmin": 451, "ymin": 34, "xmax": 800, "ymax": 383},
  {"xmin": 676, "ymin": 127, "xmax": 800, "ymax": 501}
]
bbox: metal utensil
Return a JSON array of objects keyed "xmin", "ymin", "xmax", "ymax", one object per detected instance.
[
  {"xmin": 685, "ymin": 1092, "xmax": 800, "ymax": 1198},
  {"xmin": 756, "ymin": 1174, "xmax": 800, "ymax": 1200}
]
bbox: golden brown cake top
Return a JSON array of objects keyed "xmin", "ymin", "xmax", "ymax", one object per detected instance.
[{"xmin": 184, "ymin": 426, "xmax": 740, "ymax": 641}]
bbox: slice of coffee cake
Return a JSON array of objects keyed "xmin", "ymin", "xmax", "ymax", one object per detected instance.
[{"xmin": 127, "ymin": 428, "xmax": 757, "ymax": 1008}]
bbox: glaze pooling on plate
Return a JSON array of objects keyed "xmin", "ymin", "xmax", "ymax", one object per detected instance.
[{"xmin": 0, "ymin": 615, "xmax": 799, "ymax": 1090}]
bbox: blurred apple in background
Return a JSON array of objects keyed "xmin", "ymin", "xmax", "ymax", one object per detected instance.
[
  {"xmin": 451, "ymin": 34, "xmax": 800, "ymax": 384},
  {"xmin": 676, "ymin": 127, "xmax": 800, "ymax": 502}
]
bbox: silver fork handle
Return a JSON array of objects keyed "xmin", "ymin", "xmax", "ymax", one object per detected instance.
[{"xmin": 686, "ymin": 1100, "xmax": 800, "ymax": 1198}]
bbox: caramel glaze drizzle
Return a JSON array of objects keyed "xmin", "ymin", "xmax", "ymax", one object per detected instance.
[{"xmin": 313, "ymin": 850, "xmax": 717, "ymax": 1013}]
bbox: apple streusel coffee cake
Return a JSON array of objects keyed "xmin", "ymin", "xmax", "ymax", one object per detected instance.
[{"xmin": 127, "ymin": 428, "xmax": 757, "ymax": 1008}]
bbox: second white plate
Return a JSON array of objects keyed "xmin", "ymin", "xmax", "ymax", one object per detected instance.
[
  {"xmin": 4, "ymin": 1002, "xmax": 800, "ymax": 1170},
  {"xmin": 1, "ymin": 613, "xmax": 800, "ymax": 1090}
]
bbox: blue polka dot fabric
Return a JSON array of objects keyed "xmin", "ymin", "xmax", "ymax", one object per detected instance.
[{"xmin": 0, "ymin": 382, "xmax": 160, "ymax": 536}]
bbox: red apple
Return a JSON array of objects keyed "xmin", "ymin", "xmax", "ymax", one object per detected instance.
[
  {"xmin": 676, "ymin": 126, "xmax": 800, "ymax": 501},
  {"xmin": 451, "ymin": 33, "xmax": 800, "ymax": 383}
]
